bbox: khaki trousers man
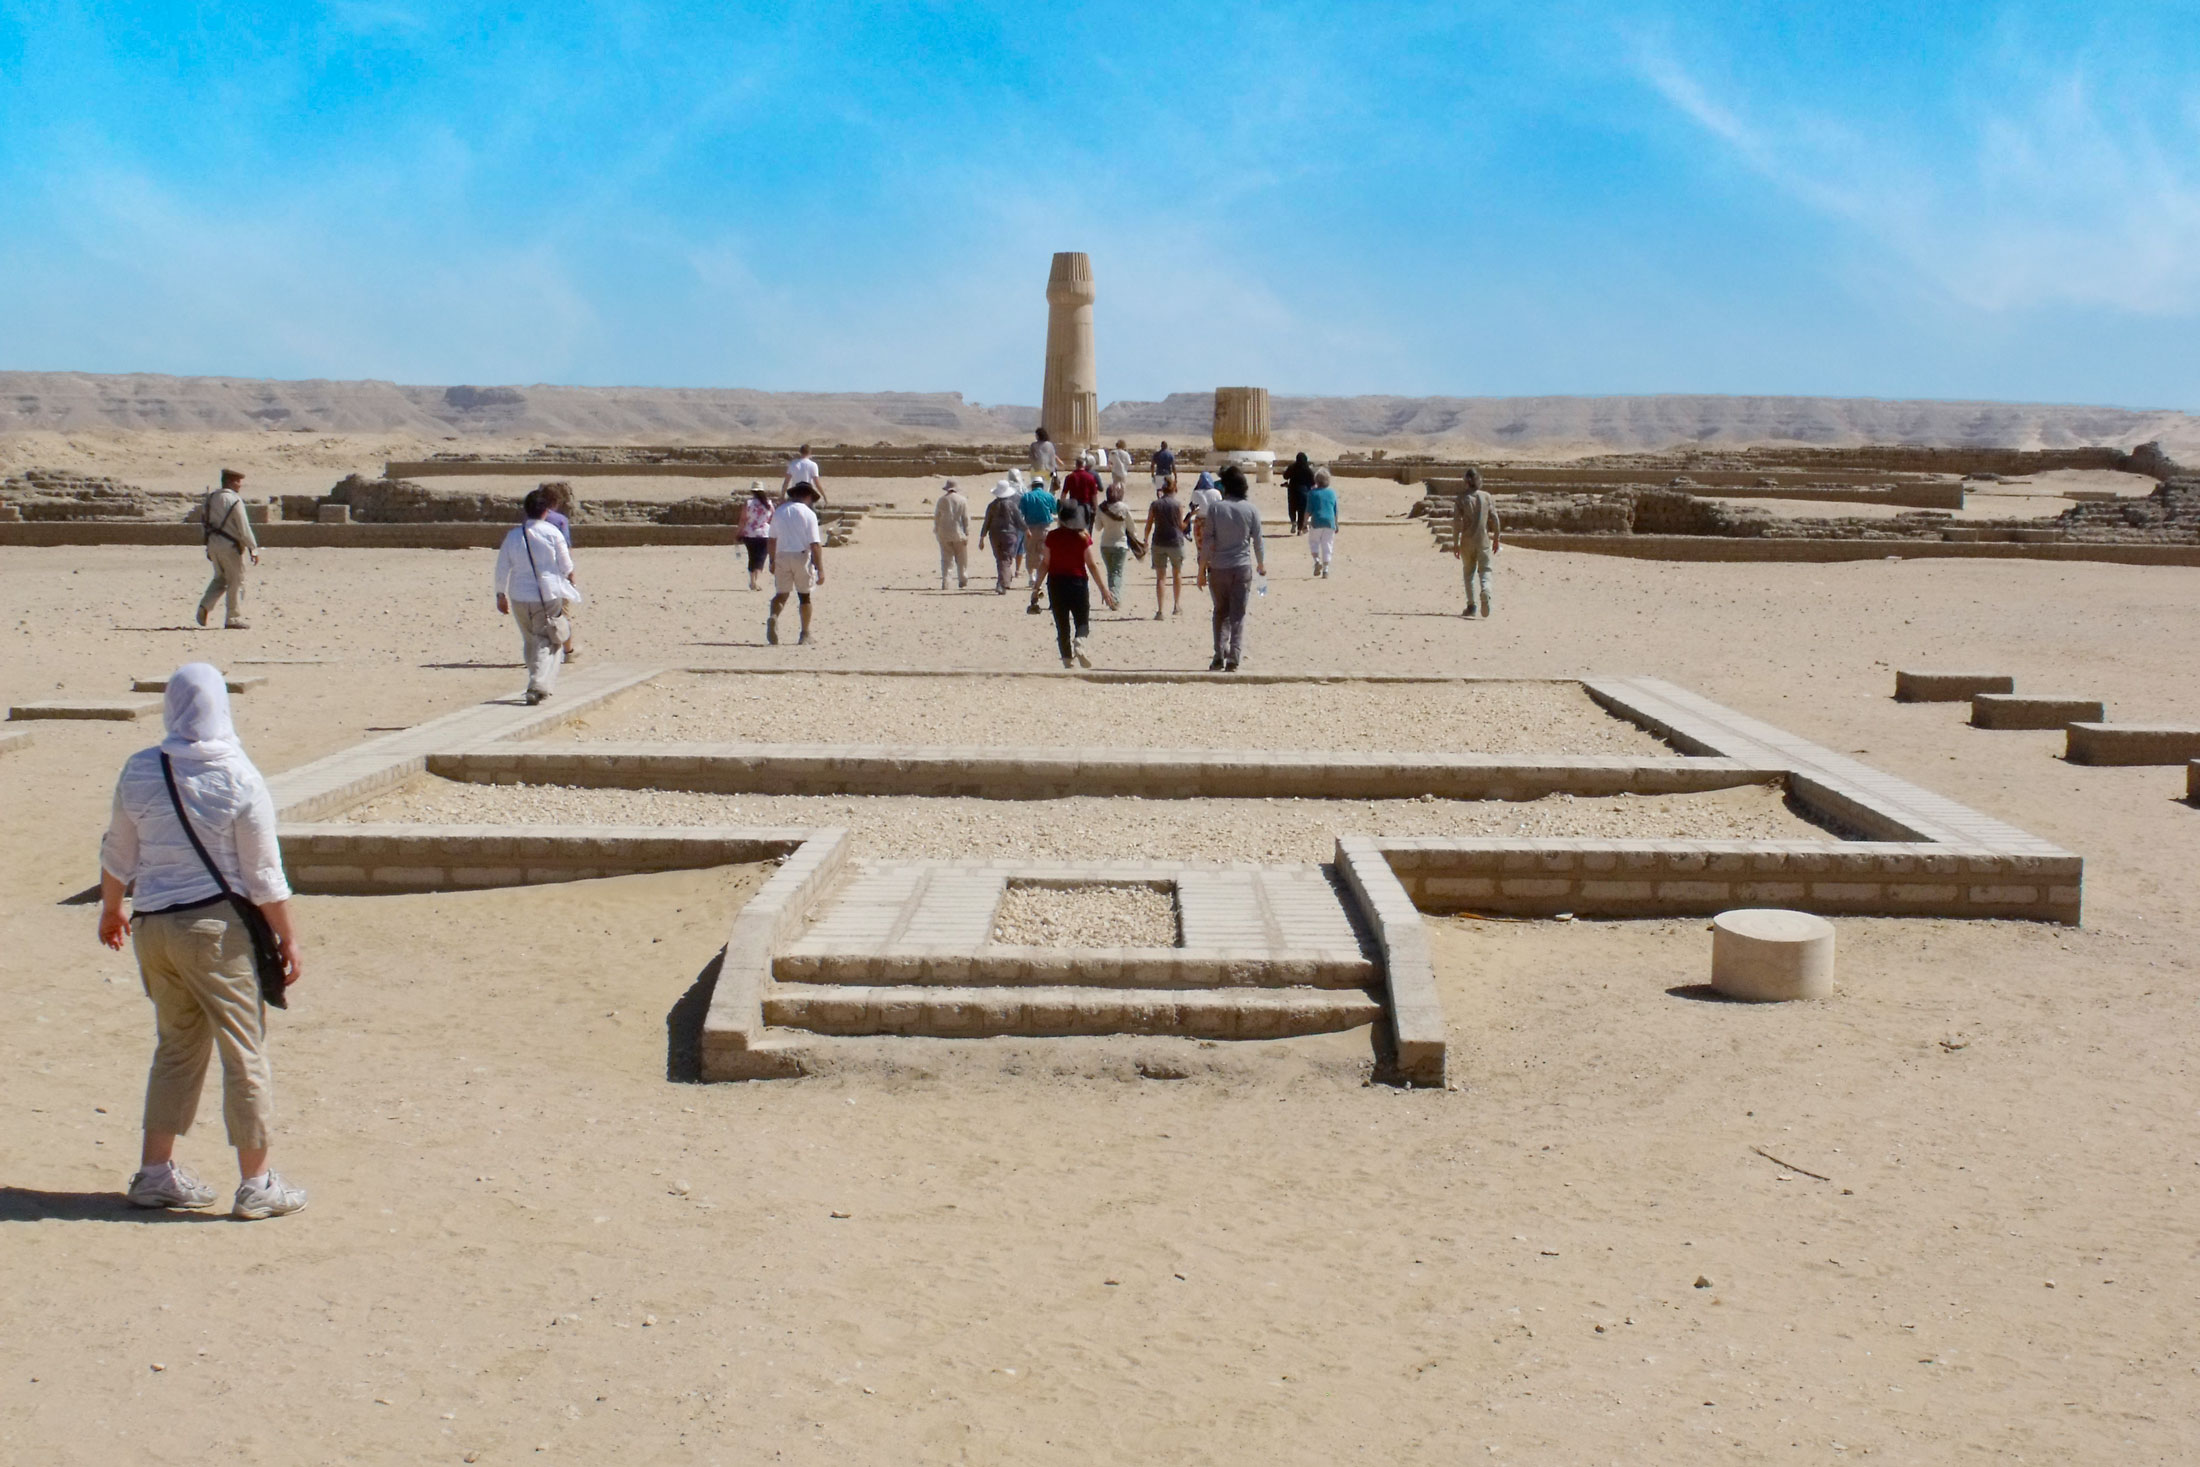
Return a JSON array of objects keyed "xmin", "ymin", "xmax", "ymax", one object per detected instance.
[
  {"xmin": 134, "ymin": 907, "xmax": 273, "ymax": 1150},
  {"xmin": 512, "ymin": 597, "xmax": 568, "ymax": 698},
  {"xmin": 197, "ymin": 541, "xmax": 249, "ymax": 628}
]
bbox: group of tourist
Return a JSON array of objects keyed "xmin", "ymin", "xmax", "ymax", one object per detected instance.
[{"xmin": 930, "ymin": 434, "xmax": 1294, "ymax": 670}]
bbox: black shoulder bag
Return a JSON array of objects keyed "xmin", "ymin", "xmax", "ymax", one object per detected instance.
[{"xmin": 157, "ymin": 753, "xmax": 289, "ymax": 1009}]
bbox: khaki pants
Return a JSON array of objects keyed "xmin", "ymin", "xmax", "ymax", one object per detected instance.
[
  {"xmin": 938, "ymin": 538, "xmax": 968, "ymax": 587},
  {"xmin": 1462, "ymin": 547, "xmax": 1493, "ymax": 614},
  {"xmin": 134, "ymin": 905, "xmax": 273, "ymax": 1149},
  {"xmin": 197, "ymin": 542, "xmax": 249, "ymax": 626},
  {"xmin": 511, "ymin": 598, "xmax": 568, "ymax": 695}
]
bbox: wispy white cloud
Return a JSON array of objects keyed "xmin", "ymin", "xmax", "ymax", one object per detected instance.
[{"xmin": 1636, "ymin": 42, "xmax": 2200, "ymax": 316}]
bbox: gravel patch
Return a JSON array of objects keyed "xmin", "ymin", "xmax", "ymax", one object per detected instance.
[
  {"xmin": 992, "ymin": 882, "xmax": 1179, "ymax": 947},
  {"xmin": 539, "ymin": 673, "xmax": 1670, "ymax": 756},
  {"xmin": 343, "ymin": 781, "xmax": 1831, "ymax": 862}
]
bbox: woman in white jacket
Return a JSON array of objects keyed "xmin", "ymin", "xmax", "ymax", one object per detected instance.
[{"xmin": 98, "ymin": 663, "xmax": 306, "ymax": 1219}]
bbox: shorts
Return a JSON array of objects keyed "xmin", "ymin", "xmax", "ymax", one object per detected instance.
[
  {"xmin": 743, "ymin": 536, "xmax": 769, "ymax": 571},
  {"xmin": 1151, "ymin": 543, "xmax": 1185, "ymax": 570},
  {"xmin": 774, "ymin": 556, "xmax": 816, "ymax": 594}
]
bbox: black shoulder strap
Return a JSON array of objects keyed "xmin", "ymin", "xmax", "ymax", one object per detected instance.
[
  {"xmin": 204, "ymin": 491, "xmax": 243, "ymax": 548},
  {"xmin": 159, "ymin": 753, "xmax": 239, "ymax": 901}
]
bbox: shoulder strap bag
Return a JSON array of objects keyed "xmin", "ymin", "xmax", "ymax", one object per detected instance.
[{"xmin": 157, "ymin": 753, "xmax": 288, "ymax": 1009}]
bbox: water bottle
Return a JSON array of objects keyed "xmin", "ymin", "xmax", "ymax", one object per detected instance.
[{"xmin": 1257, "ymin": 575, "xmax": 1268, "ymax": 598}]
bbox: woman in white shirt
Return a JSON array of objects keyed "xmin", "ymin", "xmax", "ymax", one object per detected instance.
[{"xmin": 98, "ymin": 663, "xmax": 306, "ymax": 1219}]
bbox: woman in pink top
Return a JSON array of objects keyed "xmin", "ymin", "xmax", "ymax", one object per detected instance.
[{"xmin": 739, "ymin": 481, "xmax": 776, "ymax": 591}]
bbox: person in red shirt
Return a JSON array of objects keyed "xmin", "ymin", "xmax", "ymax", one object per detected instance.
[
  {"xmin": 1042, "ymin": 502, "xmax": 1118, "ymax": 667},
  {"xmin": 1060, "ymin": 453, "xmax": 1103, "ymax": 517}
]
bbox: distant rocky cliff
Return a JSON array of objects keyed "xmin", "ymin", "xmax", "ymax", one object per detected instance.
[{"xmin": 4, "ymin": 372, "xmax": 2195, "ymax": 457}]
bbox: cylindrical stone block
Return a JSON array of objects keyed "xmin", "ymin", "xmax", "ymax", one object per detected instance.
[
  {"xmin": 1212, "ymin": 387, "xmax": 1271, "ymax": 452},
  {"xmin": 1710, "ymin": 908, "xmax": 1835, "ymax": 1001}
]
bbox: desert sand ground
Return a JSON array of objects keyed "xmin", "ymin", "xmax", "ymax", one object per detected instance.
[{"xmin": 2, "ymin": 493, "xmax": 2197, "ymax": 1464}]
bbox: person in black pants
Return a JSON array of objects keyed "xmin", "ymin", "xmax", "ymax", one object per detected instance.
[
  {"xmin": 1282, "ymin": 451, "xmax": 1316, "ymax": 535},
  {"xmin": 1041, "ymin": 503, "xmax": 1118, "ymax": 667}
]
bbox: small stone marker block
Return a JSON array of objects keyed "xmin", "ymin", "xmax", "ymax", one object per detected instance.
[
  {"xmin": 132, "ymin": 674, "xmax": 267, "ymax": 694},
  {"xmin": 317, "ymin": 503, "xmax": 351, "ymax": 524},
  {"xmin": 1970, "ymin": 693, "xmax": 2105, "ymax": 730},
  {"xmin": 2189, "ymin": 760, "xmax": 2200, "ymax": 803},
  {"xmin": 7, "ymin": 698, "xmax": 162, "ymax": 722},
  {"xmin": 1710, "ymin": 908, "xmax": 1835, "ymax": 1002},
  {"xmin": 1896, "ymin": 670, "xmax": 2014, "ymax": 703},
  {"xmin": 2066, "ymin": 723, "xmax": 2200, "ymax": 766},
  {"xmin": 0, "ymin": 727, "xmax": 31, "ymax": 755}
]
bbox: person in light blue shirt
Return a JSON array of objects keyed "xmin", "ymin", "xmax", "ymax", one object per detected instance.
[
  {"xmin": 1017, "ymin": 471, "xmax": 1058, "ymax": 613},
  {"xmin": 1304, "ymin": 468, "xmax": 1339, "ymax": 577}
]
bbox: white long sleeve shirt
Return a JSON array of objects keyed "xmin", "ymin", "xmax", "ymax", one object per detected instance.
[
  {"xmin": 494, "ymin": 519, "xmax": 581, "ymax": 604},
  {"xmin": 101, "ymin": 750, "xmax": 291, "ymax": 909}
]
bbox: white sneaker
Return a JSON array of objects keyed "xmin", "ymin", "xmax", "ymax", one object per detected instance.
[
  {"xmin": 127, "ymin": 1164, "xmax": 218, "ymax": 1210},
  {"xmin": 232, "ymin": 1172, "xmax": 308, "ymax": 1220},
  {"xmin": 1073, "ymin": 639, "xmax": 1092, "ymax": 668}
]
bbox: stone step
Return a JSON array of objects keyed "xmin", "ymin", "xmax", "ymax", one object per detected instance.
[
  {"xmin": 774, "ymin": 946, "xmax": 1376, "ymax": 989},
  {"xmin": 1970, "ymin": 693, "xmax": 2104, "ymax": 730},
  {"xmin": 7, "ymin": 697, "xmax": 161, "ymax": 721},
  {"xmin": 2066, "ymin": 722, "xmax": 2200, "ymax": 766},
  {"xmin": 762, "ymin": 983, "xmax": 1381, "ymax": 1040},
  {"xmin": 1896, "ymin": 670, "xmax": 2014, "ymax": 703},
  {"xmin": 133, "ymin": 674, "xmax": 266, "ymax": 694}
]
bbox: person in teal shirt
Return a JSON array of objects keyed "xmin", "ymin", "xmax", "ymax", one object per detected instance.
[
  {"xmin": 1304, "ymin": 468, "xmax": 1340, "ymax": 577},
  {"xmin": 1016, "ymin": 471, "xmax": 1058, "ymax": 612}
]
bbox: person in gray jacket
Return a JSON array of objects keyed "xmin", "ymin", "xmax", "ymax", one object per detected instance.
[
  {"xmin": 1201, "ymin": 466, "xmax": 1267, "ymax": 672},
  {"xmin": 194, "ymin": 469, "xmax": 259, "ymax": 629}
]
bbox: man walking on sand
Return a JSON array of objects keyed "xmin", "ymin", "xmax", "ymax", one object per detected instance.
[
  {"xmin": 494, "ymin": 488, "xmax": 582, "ymax": 705},
  {"xmin": 1030, "ymin": 427, "xmax": 1060, "ymax": 488},
  {"xmin": 1018, "ymin": 471, "xmax": 1058, "ymax": 614},
  {"xmin": 783, "ymin": 444, "xmax": 824, "ymax": 502},
  {"xmin": 1453, "ymin": 467, "xmax": 1502, "ymax": 618},
  {"xmin": 1108, "ymin": 439, "xmax": 1134, "ymax": 492},
  {"xmin": 194, "ymin": 469, "xmax": 258, "ymax": 629},
  {"xmin": 1152, "ymin": 440, "xmax": 1177, "ymax": 491},
  {"xmin": 933, "ymin": 478, "xmax": 971, "ymax": 590},
  {"xmin": 768, "ymin": 482, "xmax": 826, "ymax": 645}
]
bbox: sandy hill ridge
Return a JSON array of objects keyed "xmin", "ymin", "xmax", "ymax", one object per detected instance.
[{"xmin": 4, "ymin": 372, "xmax": 2195, "ymax": 458}]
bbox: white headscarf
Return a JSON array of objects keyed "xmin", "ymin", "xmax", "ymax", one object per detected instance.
[
  {"xmin": 1007, "ymin": 468, "xmax": 1025, "ymax": 490},
  {"xmin": 160, "ymin": 663, "xmax": 244, "ymax": 761}
]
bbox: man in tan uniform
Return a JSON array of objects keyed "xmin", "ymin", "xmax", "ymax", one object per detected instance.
[
  {"xmin": 932, "ymin": 478, "xmax": 971, "ymax": 590},
  {"xmin": 1451, "ymin": 467, "xmax": 1501, "ymax": 619},
  {"xmin": 195, "ymin": 469, "xmax": 259, "ymax": 629}
]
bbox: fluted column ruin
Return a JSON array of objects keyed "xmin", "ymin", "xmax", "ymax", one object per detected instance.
[{"xmin": 1042, "ymin": 252, "xmax": 1099, "ymax": 458}]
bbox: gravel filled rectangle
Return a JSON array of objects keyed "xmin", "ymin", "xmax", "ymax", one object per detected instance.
[
  {"xmin": 534, "ymin": 673, "xmax": 1672, "ymax": 756},
  {"xmin": 339, "ymin": 781, "xmax": 1835, "ymax": 863},
  {"xmin": 991, "ymin": 881, "xmax": 1180, "ymax": 948}
]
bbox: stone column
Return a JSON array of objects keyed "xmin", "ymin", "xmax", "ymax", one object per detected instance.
[
  {"xmin": 1212, "ymin": 387, "xmax": 1275, "ymax": 482},
  {"xmin": 1042, "ymin": 252, "xmax": 1099, "ymax": 458}
]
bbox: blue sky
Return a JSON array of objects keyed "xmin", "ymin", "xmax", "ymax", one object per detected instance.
[{"xmin": 1, "ymin": 2, "xmax": 2194, "ymax": 408}]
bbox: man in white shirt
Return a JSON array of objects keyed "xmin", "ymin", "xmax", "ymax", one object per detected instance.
[
  {"xmin": 783, "ymin": 444, "xmax": 823, "ymax": 501},
  {"xmin": 1108, "ymin": 440, "xmax": 1133, "ymax": 491},
  {"xmin": 493, "ymin": 488, "xmax": 582, "ymax": 704},
  {"xmin": 194, "ymin": 468, "xmax": 260, "ymax": 629},
  {"xmin": 767, "ymin": 482, "xmax": 827, "ymax": 645},
  {"xmin": 932, "ymin": 478, "xmax": 971, "ymax": 590}
]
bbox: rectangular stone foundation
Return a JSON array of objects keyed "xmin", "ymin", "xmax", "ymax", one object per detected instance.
[
  {"xmin": 1971, "ymin": 694, "xmax": 2105, "ymax": 730},
  {"xmin": 1377, "ymin": 839, "xmax": 2081, "ymax": 925}
]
